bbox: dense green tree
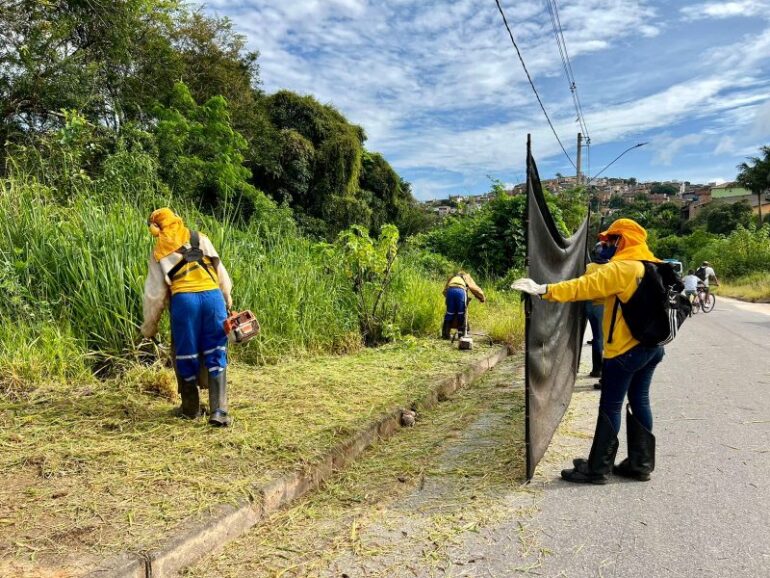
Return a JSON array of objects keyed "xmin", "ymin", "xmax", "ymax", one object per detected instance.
[
  {"xmin": 704, "ymin": 201, "xmax": 752, "ymax": 235},
  {"xmin": 551, "ymin": 186, "xmax": 588, "ymax": 235},
  {"xmin": 736, "ymin": 145, "xmax": 770, "ymax": 225},
  {"xmin": 649, "ymin": 202, "xmax": 682, "ymax": 237},
  {"xmin": 153, "ymin": 82, "xmax": 269, "ymax": 217},
  {"xmin": 650, "ymin": 183, "xmax": 678, "ymax": 196},
  {"xmin": 424, "ymin": 181, "xmax": 567, "ymax": 276},
  {"xmin": 0, "ymin": 0, "xmax": 415, "ymax": 234}
]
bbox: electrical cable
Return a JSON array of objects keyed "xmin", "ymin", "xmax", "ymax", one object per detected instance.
[
  {"xmin": 494, "ymin": 0, "xmax": 576, "ymax": 169},
  {"xmin": 545, "ymin": 0, "xmax": 590, "ymax": 141}
]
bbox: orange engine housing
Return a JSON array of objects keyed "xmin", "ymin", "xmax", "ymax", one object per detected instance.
[{"xmin": 223, "ymin": 310, "xmax": 260, "ymax": 344}]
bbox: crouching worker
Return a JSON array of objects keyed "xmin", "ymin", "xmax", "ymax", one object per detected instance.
[
  {"xmin": 140, "ymin": 208, "xmax": 234, "ymax": 427},
  {"xmin": 442, "ymin": 271, "xmax": 486, "ymax": 339},
  {"xmin": 512, "ymin": 219, "xmax": 664, "ymax": 484}
]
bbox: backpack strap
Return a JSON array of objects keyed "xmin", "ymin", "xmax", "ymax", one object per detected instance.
[
  {"xmin": 166, "ymin": 247, "xmax": 189, "ymax": 280},
  {"xmin": 166, "ymin": 230, "xmax": 217, "ymax": 283},
  {"xmin": 607, "ymin": 296, "xmax": 621, "ymax": 344}
]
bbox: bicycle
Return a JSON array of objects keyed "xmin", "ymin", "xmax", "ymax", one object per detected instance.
[{"xmin": 691, "ymin": 286, "xmax": 715, "ymax": 314}]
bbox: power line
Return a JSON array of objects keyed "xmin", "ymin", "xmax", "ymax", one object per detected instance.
[
  {"xmin": 586, "ymin": 142, "xmax": 648, "ymax": 185},
  {"xmin": 545, "ymin": 0, "xmax": 590, "ymax": 141},
  {"xmin": 494, "ymin": 0, "xmax": 576, "ymax": 169}
]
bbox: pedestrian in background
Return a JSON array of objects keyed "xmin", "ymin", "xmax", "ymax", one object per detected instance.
[{"xmin": 584, "ymin": 241, "xmax": 614, "ymax": 389}]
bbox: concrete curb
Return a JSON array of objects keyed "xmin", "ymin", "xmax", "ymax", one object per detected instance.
[{"xmin": 84, "ymin": 345, "xmax": 509, "ymax": 578}]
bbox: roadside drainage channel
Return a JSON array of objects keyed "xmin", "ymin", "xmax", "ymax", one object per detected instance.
[{"xmin": 84, "ymin": 346, "xmax": 510, "ymax": 578}]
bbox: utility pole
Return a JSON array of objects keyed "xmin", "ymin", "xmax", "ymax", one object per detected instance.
[{"xmin": 576, "ymin": 133, "xmax": 583, "ymax": 186}]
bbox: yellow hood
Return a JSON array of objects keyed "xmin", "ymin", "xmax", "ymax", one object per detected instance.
[
  {"xmin": 148, "ymin": 208, "xmax": 190, "ymax": 261},
  {"xmin": 599, "ymin": 218, "xmax": 659, "ymax": 262}
]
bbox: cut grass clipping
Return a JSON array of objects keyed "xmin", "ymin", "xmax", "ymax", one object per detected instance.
[
  {"xmin": 187, "ymin": 356, "xmax": 527, "ymax": 578},
  {"xmin": 0, "ymin": 339, "xmax": 505, "ymax": 571}
]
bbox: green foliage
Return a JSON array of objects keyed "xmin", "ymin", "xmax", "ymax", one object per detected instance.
[
  {"xmin": 736, "ymin": 145, "xmax": 770, "ymax": 194},
  {"xmin": 334, "ymin": 225, "xmax": 400, "ymax": 345},
  {"xmin": 154, "ymin": 82, "xmax": 268, "ymax": 217},
  {"xmin": 650, "ymin": 228, "xmax": 717, "ymax": 268},
  {"xmin": 1, "ymin": 1, "xmax": 416, "ymax": 237},
  {"xmin": 551, "ymin": 186, "xmax": 588, "ymax": 235},
  {"xmin": 649, "ymin": 202, "xmax": 683, "ymax": 237},
  {"xmin": 650, "ymin": 183, "xmax": 678, "ymax": 196},
  {"xmin": 707, "ymin": 201, "xmax": 753, "ymax": 234},
  {"xmin": 694, "ymin": 226, "xmax": 770, "ymax": 279},
  {"xmin": 424, "ymin": 180, "xmax": 567, "ymax": 278}
]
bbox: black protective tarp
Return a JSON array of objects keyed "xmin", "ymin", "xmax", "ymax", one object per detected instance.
[{"xmin": 524, "ymin": 138, "xmax": 589, "ymax": 480}]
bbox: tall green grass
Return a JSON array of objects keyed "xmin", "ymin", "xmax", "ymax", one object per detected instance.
[
  {"xmin": 0, "ymin": 172, "xmax": 524, "ymax": 388},
  {"xmin": 0, "ymin": 175, "xmax": 363, "ymax": 365},
  {"xmin": 0, "ymin": 174, "xmax": 456, "ymax": 376}
]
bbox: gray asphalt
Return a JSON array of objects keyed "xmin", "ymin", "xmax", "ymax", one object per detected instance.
[
  {"xmin": 523, "ymin": 295, "xmax": 770, "ymax": 578},
  {"xmin": 191, "ymin": 297, "xmax": 770, "ymax": 577}
]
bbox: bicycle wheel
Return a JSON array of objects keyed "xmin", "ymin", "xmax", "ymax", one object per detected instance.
[
  {"xmin": 701, "ymin": 292, "xmax": 716, "ymax": 312},
  {"xmin": 691, "ymin": 298, "xmax": 700, "ymax": 314}
]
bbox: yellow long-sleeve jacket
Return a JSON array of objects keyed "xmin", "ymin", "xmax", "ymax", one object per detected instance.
[{"xmin": 543, "ymin": 260, "xmax": 644, "ymax": 359}]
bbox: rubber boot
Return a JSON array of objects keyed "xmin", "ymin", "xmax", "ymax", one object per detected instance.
[
  {"xmin": 561, "ymin": 412, "xmax": 619, "ymax": 484},
  {"xmin": 457, "ymin": 313, "xmax": 467, "ymax": 337},
  {"xmin": 589, "ymin": 349, "xmax": 602, "ymax": 378},
  {"xmin": 613, "ymin": 405, "xmax": 655, "ymax": 481},
  {"xmin": 208, "ymin": 369, "xmax": 231, "ymax": 427},
  {"xmin": 178, "ymin": 376, "xmax": 201, "ymax": 419},
  {"xmin": 441, "ymin": 319, "xmax": 452, "ymax": 340}
]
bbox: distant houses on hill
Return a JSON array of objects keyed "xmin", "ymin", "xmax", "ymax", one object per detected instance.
[{"xmin": 422, "ymin": 176, "xmax": 769, "ymax": 222}]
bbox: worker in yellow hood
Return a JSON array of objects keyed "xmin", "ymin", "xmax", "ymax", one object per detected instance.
[
  {"xmin": 141, "ymin": 208, "xmax": 234, "ymax": 426},
  {"xmin": 512, "ymin": 218, "xmax": 664, "ymax": 484}
]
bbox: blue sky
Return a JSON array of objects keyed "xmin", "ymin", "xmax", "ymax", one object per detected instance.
[{"xmin": 202, "ymin": 0, "xmax": 770, "ymax": 200}]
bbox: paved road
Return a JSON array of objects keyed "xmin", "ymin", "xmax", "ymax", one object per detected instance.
[
  {"xmin": 192, "ymin": 296, "xmax": 770, "ymax": 577},
  {"xmin": 524, "ymin": 295, "xmax": 770, "ymax": 577}
]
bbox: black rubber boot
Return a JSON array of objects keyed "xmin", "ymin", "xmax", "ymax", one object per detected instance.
[
  {"xmin": 589, "ymin": 349, "xmax": 602, "ymax": 378},
  {"xmin": 614, "ymin": 405, "xmax": 655, "ymax": 481},
  {"xmin": 456, "ymin": 313, "xmax": 467, "ymax": 337},
  {"xmin": 593, "ymin": 377, "xmax": 603, "ymax": 390},
  {"xmin": 562, "ymin": 412, "xmax": 619, "ymax": 484},
  {"xmin": 178, "ymin": 376, "xmax": 201, "ymax": 419},
  {"xmin": 208, "ymin": 369, "xmax": 231, "ymax": 427},
  {"xmin": 441, "ymin": 319, "xmax": 452, "ymax": 340}
]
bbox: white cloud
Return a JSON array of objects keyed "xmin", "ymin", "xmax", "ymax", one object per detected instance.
[
  {"xmin": 749, "ymin": 98, "xmax": 770, "ymax": 138},
  {"xmin": 681, "ymin": 1, "xmax": 770, "ymax": 21},
  {"xmin": 714, "ymin": 136, "xmax": 736, "ymax": 155},
  {"xmin": 202, "ymin": 1, "xmax": 770, "ymax": 196}
]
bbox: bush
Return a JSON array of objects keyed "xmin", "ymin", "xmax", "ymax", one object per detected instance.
[{"xmin": 694, "ymin": 226, "xmax": 770, "ymax": 279}]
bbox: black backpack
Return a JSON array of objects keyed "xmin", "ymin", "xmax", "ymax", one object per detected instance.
[
  {"xmin": 695, "ymin": 266, "xmax": 707, "ymax": 281},
  {"xmin": 608, "ymin": 261, "xmax": 691, "ymax": 347},
  {"xmin": 167, "ymin": 231, "xmax": 216, "ymax": 282}
]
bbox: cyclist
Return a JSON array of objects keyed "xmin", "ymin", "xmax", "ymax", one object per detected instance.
[
  {"xmin": 682, "ymin": 269, "xmax": 699, "ymax": 308},
  {"xmin": 695, "ymin": 261, "xmax": 719, "ymax": 293}
]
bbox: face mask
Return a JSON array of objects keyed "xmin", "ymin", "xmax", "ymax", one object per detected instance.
[{"xmin": 599, "ymin": 244, "xmax": 617, "ymax": 260}]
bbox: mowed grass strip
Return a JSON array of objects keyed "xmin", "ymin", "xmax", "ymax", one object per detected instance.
[
  {"xmin": 0, "ymin": 338, "xmax": 506, "ymax": 570},
  {"xmin": 186, "ymin": 356, "xmax": 526, "ymax": 578}
]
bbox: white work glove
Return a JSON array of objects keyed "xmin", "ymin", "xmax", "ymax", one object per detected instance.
[{"xmin": 511, "ymin": 278, "xmax": 547, "ymax": 296}]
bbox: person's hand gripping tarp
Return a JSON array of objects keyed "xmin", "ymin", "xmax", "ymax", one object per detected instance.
[{"xmin": 511, "ymin": 278, "xmax": 547, "ymax": 297}]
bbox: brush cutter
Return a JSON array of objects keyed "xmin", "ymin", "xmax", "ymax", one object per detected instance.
[{"xmin": 224, "ymin": 310, "xmax": 260, "ymax": 344}]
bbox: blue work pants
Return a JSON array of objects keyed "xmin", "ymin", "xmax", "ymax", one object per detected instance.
[
  {"xmin": 170, "ymin": 289, "xmax": 228, "ymax": 381},
  {"xmin": 600, "ymin": 345, "xmax": 665, "ymax": 433}
]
